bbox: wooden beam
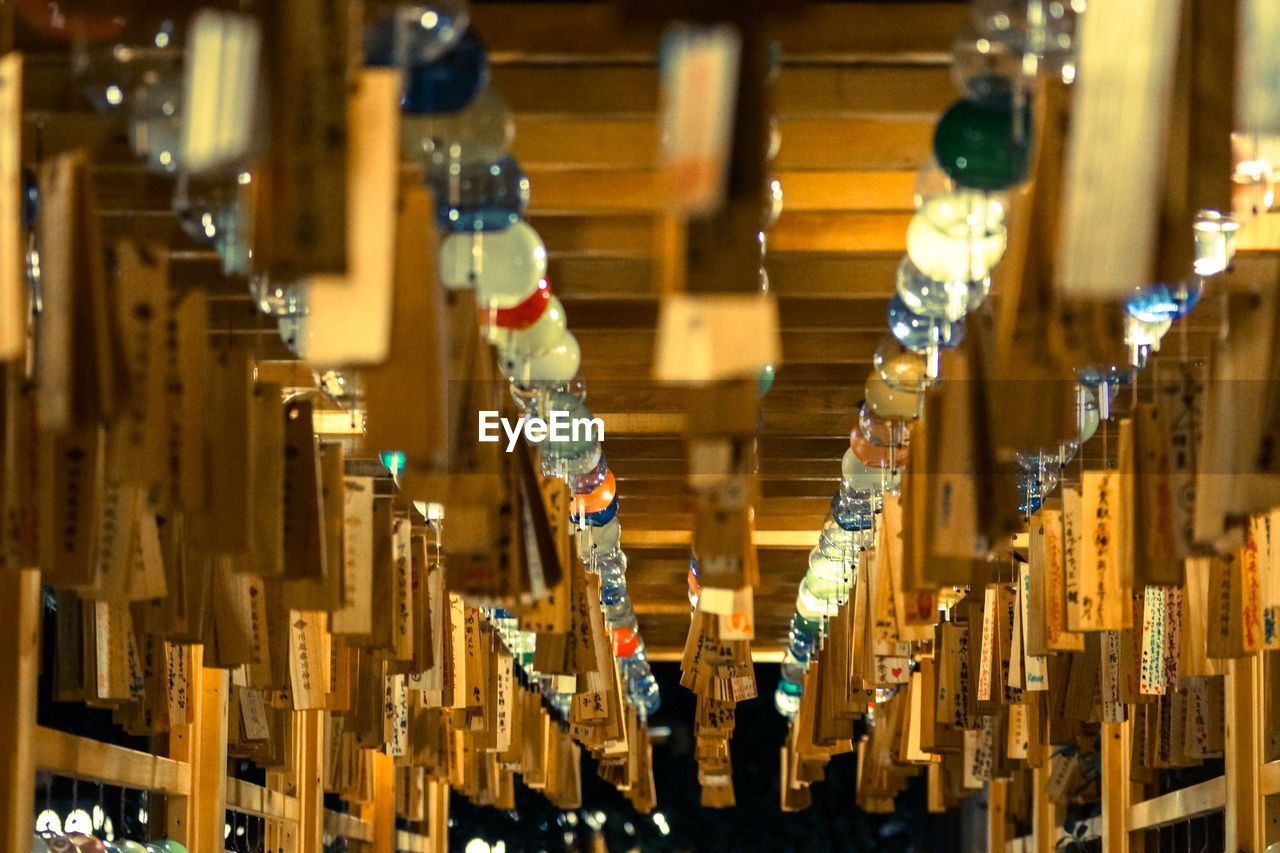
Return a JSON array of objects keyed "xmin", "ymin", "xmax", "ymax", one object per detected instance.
[
  {"xmin": 576, "ymin": 327, "xmax": 887, "ymax": 366},
  {"xmin": 226, "ymin": 778, "xmax": 301, "ymax": 822},
  {"xmin": 469, "ymin": 3, "xmax": 966, "ymax": 64},
  {"xmin": 510, "ymin": 115, "xmax": 935, "ymax": 170},
  {"xmin": 396, "ymin": 830, "xmax": 433, "ymax": 852},
  {"xmin": 34, "ymin": 726, "xmax": 191, "ymax": 796},
  {"xmin": 622, "ymin": 528, "xmax": 816, "ymax": 548},
  {"xmin": 596, "ymin": 408, "xmax": 862, "ymax": 436},
  {"xmin": 196, "ymin": 253, "xmax": 904, "ymax": 302},
  {"xmin": 324, "ymin": 809, "xmax": 374, "ymax": 842},
  {"xmin": 1262, "ymin": 760, "xmax": 1280, "ymax": 797},
  {"xmin": 488, "ymin": 65, "xmax": 957, "ymax": 118},
  {"xmin": 93, "ymin": 163, "xmax": 916, "ymax": 215},
  {"xmin": 524, "ymin": 169, "xmax": 914, "ymax": 214}
]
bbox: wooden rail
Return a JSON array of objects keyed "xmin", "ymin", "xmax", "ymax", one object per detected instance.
[
  {"xmin": 395, "ymin": 829, "xmax": 432, "ymax": 852},
  {"xmin": 1127, "ymin": 776, "xmax": 1226, "ymax": 833},
  {"xmin": 34, "ymin": 726, "xmax": 191, "ymax": 797},
  {"xmin": 225, "ymin": 778, "xmax": 300, "ymax": 823},
  {"xmin": 324, "ymin": 808, "xmax": 374, "ymax": 843}
]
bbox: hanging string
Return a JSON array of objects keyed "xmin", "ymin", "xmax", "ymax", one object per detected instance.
[{"xmin": 96, "ymin": 781, "xmax": 106, "ymax": 838}]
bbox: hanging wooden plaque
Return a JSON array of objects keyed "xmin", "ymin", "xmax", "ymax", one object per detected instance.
[
  {"xmin": 257, "ymin": 0, "xmax": 350, "ymax": 278},
  {"xmin": 281, "ymin": 400, "xmax": 327, "ymax": 587},
  {"xmin": 1077, "ymin": 468, "xmax": 1130, "ymax": 631},
  {"xmin": 1132, "ymin": 403, "xmax": 1183, "ymax": 584},
  {"xmin": 330, "ymin": 476, "xmax": 374, "ymax": 637},
  {"xmin": 189, "ymin": 348, "xmax": 253, "ymax": 554}
]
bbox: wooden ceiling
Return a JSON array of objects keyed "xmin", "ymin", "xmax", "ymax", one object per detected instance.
[
  {"xmin": 19, "ymin": 2, "xmax": 1280, "ymax": 659},
  {"xmin": 471, "ymin": 2, "xmax": 969, "ymax": 657}
]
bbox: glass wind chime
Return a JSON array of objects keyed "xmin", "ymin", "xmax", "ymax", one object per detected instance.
[
  {"xmin": 774, "ymin": 0, "xmax": 1073, "ymax": 719},
  {"xmin": 380, "ymin": 2, "xmax": 661, "ymax": 718},
  {"xmin": 74, "ymin": 0, "xmax": 660, "ymax": 718},
  {"xmin": 774, "ymin": 0, "xmax": 1244, "ymax": 718}
]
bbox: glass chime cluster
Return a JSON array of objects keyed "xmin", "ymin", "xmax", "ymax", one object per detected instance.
[
  {"xmin": 775, "ymin": 0, "xmax": 1074, "ymax": 719},
  {"xmin": 388, "ymin": 6, "xmax": 661, "ymax": 718},
  {"xmin": 775, "ymin": 0, "xmax": 1243, "ymax": 717}
]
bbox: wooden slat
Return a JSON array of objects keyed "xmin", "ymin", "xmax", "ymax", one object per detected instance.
[
  {"xmin": 577, "ymin": 327, "xmax": 886, "ymax": 366},
  {"xmin": 190, "ymin": 252, "xmax": 903, "ymax": 301},
  {"xmin": 360, "ymin": 751, "xmax": 395, "ymax": 853},
  {"xmin": 617, "ymin": 478, "xmax": 836, "ymax": 499},
  {"xmin": 91, "ymin": 163, "xmax": 915, "ymax": 214},
  {"xmin": 292, "ymin": 709, "xmax": 325, "ymax": 851},
  {"xmin": 487, "ymin": 64, "xmax": 956, "ymax": 118},
  {"xmin": 0, "ymin": 569, "xmax": 39, "ymax": 852},
  {"xmin": 598, "ymin": 408, "xmax": 859, "ymax": 436},
  {"xmin": 426, "ymin": 777, "xmax": 449, "ymax": 853},
  {"xmin": 395, "ymin": 830, "xmax": 432, "ymax": 852},
  {"xmin": 525, "ymin": 169, "xmax": 914, "ymax": 213},
  {"xmin": 225, "ymin": 777, "xmax": 301, "ymax": 822},
  {"xmin": 470, "ymin": 3, "xmax": 965, "ymax": 64},
  {"xmin": 35, "ymin": 726, "xmax": 191, "ymax": 795},
  {"xmin": 989, "ymin": 779, "xmax": 1010, "ymax": 852},
  {"xmin": 1100, "ymin": 720, "xmax": 1134, "ymax": 853},
  {"xmin": 1031, "ymin": 765, "xmax": 1057, "ymax": 853},
  {"xmin": 603, "ymin": 435, "xmax": 850, "ymax": 461},
  {"xmin": 512, "ymin": 115, "xmax": 934, "ymax": 170},
  {"xmin": 1225, "ymin": 655, "xmax": 1263, "ymax": 853},
  {"xmin": 324, "ymin": 810, "xmax": 374, "ymax": 842},
  {"xmin": 1128, "ymin": 776, "xmax": 1226, "ymax": 831},
  {"xmin": 1260, "ymin": 760, "xmax": 1280, "ymax": 796},
  {"xmin": 621, "ymin": 528, "xmax": 816, "ymax": 549}
]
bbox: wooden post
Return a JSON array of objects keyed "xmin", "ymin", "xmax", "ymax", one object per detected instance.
[
  {"xmin": 0, "ymin": 568, "xmax": 40, "ymax": 851},
  {"xmin": 1031, "ymin": 764, "xmax": 1057, "ymax": 853},
  {"xmin": 427, "ymin": 776, "xmax": 450, "ymax": 853},
  {"xmin": 1100, "ymin": 719, "xmax": 1133, "ymax": 853},
  {"xmin": 167, "ymin": 647, "xmax": 229, "ymax": 852},
  {"xmin": 1226, "ymin": 655, "xmax": 1264, "ymax": 853},
  {"xmin": 988, "ymin": 779, "xmax": 1009, "ymax": 853},
  {"xmin": 293, "ymin": 710, "xmax": 326, "ymax": 852},
  {"xmin": 359, "ymin": 751, "xmax": 395, "ymax": 853},
  {"xmin": 265, "ymin": 770, "xmax": 298, "ymax": 853}
]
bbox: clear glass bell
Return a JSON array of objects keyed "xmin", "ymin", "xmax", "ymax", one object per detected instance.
[
  {"xmin": 906, "ymin": 189, "xmax": 1008, "ymax": 283},
  {"xmin": 249, "ymin": 274, "xmax": 307, "ymax": 318},
  {"xmin": 1123, "ymin": 314, "xmax": 1171, "ymax": 369},
  {"xmin": 1192, "ymin": 210, "xmax": 1239, "ymax": 277},
  {"xmin": 895, "ymin": 255, "xmax": 970, "ymax": 322}
]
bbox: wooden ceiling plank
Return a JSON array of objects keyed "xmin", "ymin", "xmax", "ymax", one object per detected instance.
[
  {"xmin": 470, "ymin": 3, "xmax": 966, "ymax": 65},
  {"xmin": 512, "ymin": 115, "xmax": 934, "ymax": 170},
  {"xmin": 489, "ymin": 65, "xmax": 957, "ymax": 118},
  {"xmin": 575, "ymin": 327, "xmax": 888, "ymax": 365},
  {"xmin": 524, "ymin": 168, "xmax": 915, "ymax": 214}
]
